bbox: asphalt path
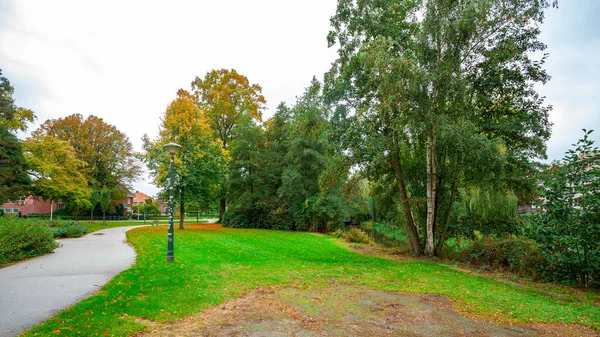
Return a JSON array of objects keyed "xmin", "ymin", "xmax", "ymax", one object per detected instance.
[{"xmin": 0, "ymin": 226, "xmax": 144, "ymax": 337}]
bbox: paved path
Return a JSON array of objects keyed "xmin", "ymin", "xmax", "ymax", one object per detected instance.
[{"xmin": 0, "ymin": 226, "xmax": 144, "ymax": 337}]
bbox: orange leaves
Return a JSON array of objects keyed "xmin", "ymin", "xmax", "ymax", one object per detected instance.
[{"xmin": 191, "ymin": 69, "xmax": 266, "ymax": 148}]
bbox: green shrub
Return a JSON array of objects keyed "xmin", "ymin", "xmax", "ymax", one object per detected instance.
[
  {"xmin": 47, "ymin": 220, "xmax": 87, "ymax": 238},
  {"xmin": 49, "ymin": 226, "xmax": 67, "ymax": 238},
  {"xmin": 460, "ymin": 235, "xmax": 546, "ymax": 279},
  {"xmin": 0, "ymin": 218, "xmax": 58, "ymax": 266},
  {"xmin": 329, "ymin": 229, "xmax": 344, "ymax": 238},
  {"xmin": 343, "ymin": 228, "xmax": 372, "ymax": 244}
]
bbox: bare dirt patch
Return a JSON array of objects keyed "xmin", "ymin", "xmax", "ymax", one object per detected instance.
[{"xmin": 135, "ymin": 285, "xmax": 597, "ymax": 336}]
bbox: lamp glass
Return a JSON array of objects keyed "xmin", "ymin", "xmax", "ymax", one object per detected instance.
[{"xmin": 163, "ymin": 143, "xmax": 181, "ymax": 154}]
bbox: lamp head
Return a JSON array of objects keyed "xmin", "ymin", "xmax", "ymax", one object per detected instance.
[{"xmin": 163, "ymin": 142, "xmax": 181, "ymax": 154}]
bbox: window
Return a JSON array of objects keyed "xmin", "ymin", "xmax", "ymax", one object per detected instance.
[
  {"xmin": 13, "ymin": 208, "xmax": 20, "ymax": 213},
  {"xmin": 4, "ymin": 209, "xmax": 11, "ymax": 213}
]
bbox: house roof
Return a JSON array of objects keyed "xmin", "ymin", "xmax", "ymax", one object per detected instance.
[{"xmin": 133, "ymin": 191, "xmax": 151, "ymax": 203}]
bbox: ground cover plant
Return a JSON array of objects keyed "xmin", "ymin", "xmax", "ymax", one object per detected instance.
[
  {"xmin": 0, "ymin": 217, "xmax": 58, "ymax": 267},
  {"xmin": 23, "ymin": 225, "xmax": 600, "ymax": 336}
]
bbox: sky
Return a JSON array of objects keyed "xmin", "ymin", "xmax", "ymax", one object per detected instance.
[{"xmin": 0, "ymin": 0, "xmax": 598, "ymax": 196}]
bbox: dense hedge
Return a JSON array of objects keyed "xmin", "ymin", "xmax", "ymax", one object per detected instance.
[
  {"xmin": 460, "ymin": 235, "xmax": 547, "ymax": 280},
  {"xmin": 0, "ymin": 218, "xmax": 58, "ymax": 267}
]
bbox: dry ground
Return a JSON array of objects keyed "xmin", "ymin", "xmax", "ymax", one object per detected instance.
[{"xmin": 136, "ymin": 284, "xmax": 597, "ymax": 337}]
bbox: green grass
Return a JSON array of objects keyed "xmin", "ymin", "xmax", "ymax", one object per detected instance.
[
  {"xmin": 24, "ymin": 225, "xmax": 600, "ymax": 336},
  {"xmin": 80, "ymin": 219, "xmax": 208, "ymax": 233}
]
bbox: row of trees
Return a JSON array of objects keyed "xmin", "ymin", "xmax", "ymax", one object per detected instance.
[
  {"xmin": 142, "ymin": 0, "xmax": 559, "ymax": 255},
  {"xmin": 1, "ymin": 69, "xmax": 141, "ymax": 221}
]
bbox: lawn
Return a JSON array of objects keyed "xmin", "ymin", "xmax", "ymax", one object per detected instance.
[
  {"xmin": 23, "ymin": 225, "xmax": 600, "ymax": 336},
  {"xmin": 81, "ymin": 219, "xmax": 208, "ymax": 233}
]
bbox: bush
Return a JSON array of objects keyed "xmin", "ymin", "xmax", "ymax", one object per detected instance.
[
  {"xmin": 0, "ymin": 218, "xmax": 58, "ymax": 266},
  {"xmin": 343, "ymin": 228, "xmax": 372, "ymax": 244},
  {"xmin": 329, "ymin": 229, "xmax": 344, "ymax": 238},
  {"xmin": 49, "ymin": 226, "xmax": 67, "ymax": 238},
  {"xmin": 48, "ymin": 220, "xmax": 87, "ymax": 238},
  {"xmin": 460, "ymin": 235, "xmax": 546, "ymax": 279},
  {"xmin": 526, "ymin": 131, "xmax": 600, "ymax": 288}
]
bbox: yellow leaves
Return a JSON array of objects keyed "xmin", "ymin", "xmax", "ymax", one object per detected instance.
[{"xmin": 191, "ymin": 68, "xmax": 266, "ymax": 145}]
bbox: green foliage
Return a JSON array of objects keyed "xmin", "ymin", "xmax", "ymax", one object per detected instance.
[
  {"xmin": 23, "ymin": 134, "xmax": 91, "ymax": 211},
  {"xmin": 343, "ymin": 228, "xmax": 372, "ymax": 244},
  {"xmin": 48, "ymin": 220, "xmax": 87, "ymax": 238},
  {"xmin": 529, "ymin": 130, "xmax": 600, "ymax": 287},
  {"xmin": 460, "ymin": 235, "xmax": 547, "ymax": 279},
  {"xmin": 99, "ymin": 187, "xmax": 112, "ymax": 223},
  {"xmin": 0, "ymin": 217, "xmax": 58, "ymax": 266},
  {"xmin": 142, "ymin": 89, "xmax": 225, "ymax": 228},
  {"xmin": 451, "ymin": 188, "xmax": 522, "ymax": 238},
  {"xmin": 329, "ymin": 228, "xmax": 344, "ymax": 238},
  {"xmin": 0, "ymin": 69, "xmax": 36, "ymax": 133},
  {"xmin": 223, "ymin": 79, "xmax": 350, "ymax": 232},
  {"xmin": 32, "ymin": 113, "xmax": 140, "ymax": 190},
  {"xmin": 325, "ymin": 0, "xmax": 554, "ymax": 255},
  {"xmin": 0, "ymin": 127, "xmax": 31, "ymax": 203},
  {"xmin": 132, "ymin": 201, "xmax": 160, "ymax": 216}
]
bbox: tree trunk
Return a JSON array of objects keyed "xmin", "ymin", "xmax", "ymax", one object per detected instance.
[
  {"xmin": 179, "ymin": 188, "xmax": 185, "ymax": 229},
  {"xmin": 219, "ymin": 198, "xmax": 226, "ymax": 223},
  {"xmin": 103, "ymin": 211, "xmax": 106, "ymax": 225},
  {"xmin": 435, "ymin": 181, "xmax": 457, "ymax": 256},
  {"xmin": 390, "ymin": 149, "xmax": 420, "ymax": 255},
  {"xmin": 425, "ymin": 122, "xmax": 437, "ymax": 256}
]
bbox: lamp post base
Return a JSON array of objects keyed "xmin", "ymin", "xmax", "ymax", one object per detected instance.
[{"xmin": 166, "ymin": 256, "xmax": 174, "ymax": 262}]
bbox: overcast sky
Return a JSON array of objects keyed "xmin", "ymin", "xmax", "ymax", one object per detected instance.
[{"xmin": 1, "ymin": 0, "xmax": 598, "ymax": 196}]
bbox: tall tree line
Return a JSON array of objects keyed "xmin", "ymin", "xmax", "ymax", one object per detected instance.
[{"xmin": 325, "ymin": 0, "xmax": 554, "ymax": 255}]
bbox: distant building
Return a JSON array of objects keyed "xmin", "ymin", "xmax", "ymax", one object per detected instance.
[
  {"xmin": 133, "ymin": 191, "xmax": 151, "ymax": 205},
  {"xmin": 1, "ymin": 196, "xmax": 63, "ymax": 216}
]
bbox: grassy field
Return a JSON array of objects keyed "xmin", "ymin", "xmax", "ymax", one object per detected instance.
[
  {"xmin": 23, "ymin": 225, "xmax": 600, "ymax": 336},
  {"xmin": 80, "ymin": 219, "xmax": 209, "ymax": 233}
]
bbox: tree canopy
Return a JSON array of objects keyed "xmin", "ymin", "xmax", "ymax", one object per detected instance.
[
  {"xmin": 23, "ymin": 134, "xmax": 90, "ymax": 210},
  {"xmin": 32, "ymin": 113, "xmax": 141, "ymax": 191},
  {"xmin": 325, "ymin": 0, "xmax": 553, "ymax": 255},
  {"xmin": 143, "ymin": 89, "xmax": 225, "ymax": 228}
]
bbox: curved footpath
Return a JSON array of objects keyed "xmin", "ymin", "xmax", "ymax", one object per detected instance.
[{"xmin": 0, "ymin": 226, "xmax": 145, "ymax": 337}]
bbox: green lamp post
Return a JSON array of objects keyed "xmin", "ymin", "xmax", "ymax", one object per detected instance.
[{"xmin": 163, "ymin": 142, "xmax": 181, "ymax": 262}]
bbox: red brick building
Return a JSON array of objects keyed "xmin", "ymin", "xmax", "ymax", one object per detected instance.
[{"xmin": 2, "ymin": 196, "xmax": 63, "ymax": 216}]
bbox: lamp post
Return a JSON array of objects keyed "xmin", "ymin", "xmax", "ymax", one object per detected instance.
[{"xmin": 163, "ymin": 142, "xmax": 181, "ymax": 262}]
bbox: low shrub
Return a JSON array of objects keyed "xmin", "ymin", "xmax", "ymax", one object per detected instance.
[
  {"xmin": 48, "ymin": 220, "xmax": 87, "ymax": 238},
  {"xmin": 0, "ymin": 218, "xmax": 58, "ymax": 267},
  {"xmin": 343, "ymin": 228, "xmax": 372, "ymax": 244},
  {"xmin": 49, "ymin": 226, "xmax": 67, "ymax": 238},
  {"xmin": 460, "ymin": 235, "xmax": 547, "ymax": 279},
  {"xmin": 329, "ymin": 229, "xmax": 344, "ymax": 238}
]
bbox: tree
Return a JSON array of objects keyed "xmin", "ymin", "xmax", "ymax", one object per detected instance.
[
  {"xmin": 143, "ymin": 89, "xmax": 225, "ymax": 229},
  {"xmin": 0, "ymin": 69, "xmax": 36, "ymax": 133},
  {"xmin": 89, "ymin": 189, "xmax": 100, "ymax": 222},
  {"xmin": 0, "ymin": 127, "xmax": 31, "ymax": 203},
  {"xmin": 223, "ymin": 79, "xmax": 350, "ymax": 233},
  {"xmin": 326, "ymin": 0, "xmax": 554, "ymax": 255},
  {"xmin": 191, "ymin": 69, "xmax": 266, "ymax": 222},
  {"xmin": 99, "ymin": 187, "xmax": 112, "ymax": 225},
  {"xmin": 23, "ymin": 135, "xmax": 91, "ymax": 213},
  {"xmin": 32, "ymin": 114, "xmax": 140, "ymax": 190},
  {"xmin": 132, "ymin": 199, "xmax": 160, "ymax": 216},
  {"xmin": 530, "ymin": 130, "xmax": 600, "ymax": 287}
]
